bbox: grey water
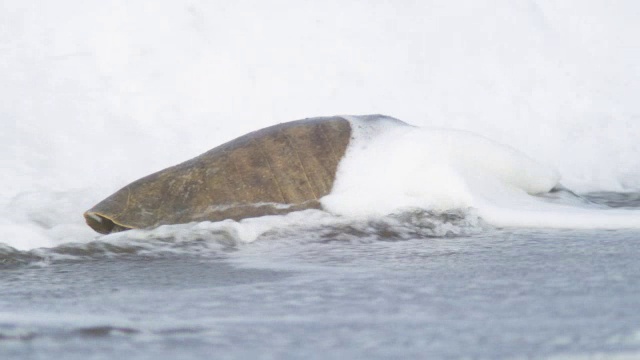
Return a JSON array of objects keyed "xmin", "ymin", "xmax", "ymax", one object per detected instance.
[{"xmin": 1, "ymin": 194, "xmax": 640, "ymax": 359}]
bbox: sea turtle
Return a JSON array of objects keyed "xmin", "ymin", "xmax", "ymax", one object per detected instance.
[{"xmin": 84, "ymin": 116, "xmax": 352, "ymax": 234}]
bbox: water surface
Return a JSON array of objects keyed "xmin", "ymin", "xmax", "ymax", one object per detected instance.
[{"xmin": 1, "ymin": 194, "xmax": 639, "ymax": 359}]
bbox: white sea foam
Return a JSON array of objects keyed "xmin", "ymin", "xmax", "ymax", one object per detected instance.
[
  {"xmin": 322, "ymin": 115, "xmax": 640, "ymax": 229},
  {"xmin": 2, "ymin": 0, "xmax": 640, "ymax": 250}
]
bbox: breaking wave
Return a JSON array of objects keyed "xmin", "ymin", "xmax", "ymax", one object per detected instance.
[
  {"xmin": 0, "ymin": 208, "xmax": 483, "ymax": 267},
  {"xmin": 4, "ymin": 186, "xmax": 640, "ymax": 268}
]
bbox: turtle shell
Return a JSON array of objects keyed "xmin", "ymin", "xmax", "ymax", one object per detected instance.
[{"xmin": 84, "ymin": 116, "xmax": 352, "ymax": 234}]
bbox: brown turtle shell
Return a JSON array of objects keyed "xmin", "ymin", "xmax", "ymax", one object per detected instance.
[{"xmin": 84, "ymin": 116, "xmax": 352, "ymax": 234}]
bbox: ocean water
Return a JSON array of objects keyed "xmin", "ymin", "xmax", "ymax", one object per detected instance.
[
  {"xmin": 2, "ymin": 0, "xmax": 640, "ymax": 359},
  {"xmin": 2, "ymin": 200, "xmax": 640, "ymax": 359}
]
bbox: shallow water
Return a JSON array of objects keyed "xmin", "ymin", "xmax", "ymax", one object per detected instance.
[{"xmin": 1, "ymin": 194, "xmax": 639, "ymax": 359}]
